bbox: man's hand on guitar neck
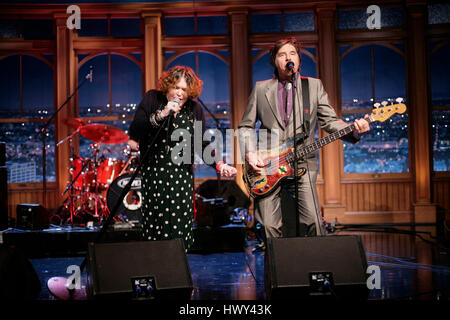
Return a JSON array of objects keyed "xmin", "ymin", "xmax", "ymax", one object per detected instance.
[
  {"xmin": 353, "ymin": 114, "xmax": 371, "ymax": 136},
  {"xmin": 245, "ymin": 152, "xmax": 266, "ymax": 175}
]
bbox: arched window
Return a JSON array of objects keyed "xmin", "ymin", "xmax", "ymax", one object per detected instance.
[
  {"xmin": 340, "ymin": 44, "xmax": 409, "ymax": 174},
  {"xmin": 430, "ymin": 42, "xmax": 450, "ymax": 172},
  {"xmin": 77, "ymin": 53, "xmax": 142, "ymax": 162},
  {"xmin": 0, "ymin": 54, "xmax": 55, "ymax": 183}
]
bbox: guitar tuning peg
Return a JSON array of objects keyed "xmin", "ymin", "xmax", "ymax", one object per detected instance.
[
  {"xmin": 381, "ymin": 101, "xmax": 388, "ymax": 106},
  {"xmin": 396, "ymin": 97, "xmax": 404, "ymax": 103},
  {"xmin": 373, "ymin": 103, "xmax": 380, "ymax": 108}
]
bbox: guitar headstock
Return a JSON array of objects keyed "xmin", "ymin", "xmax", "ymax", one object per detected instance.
[{"xmin": 369, "ymin": 98, "xmax": 407, "ymax": 123}]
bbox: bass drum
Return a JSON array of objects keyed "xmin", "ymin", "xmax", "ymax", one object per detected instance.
[{"xmin": 106, "ymin": 172, "xmax": 142, "ymax": 225}]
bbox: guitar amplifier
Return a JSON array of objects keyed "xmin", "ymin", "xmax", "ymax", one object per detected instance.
[{"xmin": 16, "ymin": 204, "xmax": 49, "ymax": 230}]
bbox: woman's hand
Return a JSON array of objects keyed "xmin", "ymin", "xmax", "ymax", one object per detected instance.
[
  {"xmin": 128, "ymin": 139, "xmax": 139, "ymax": 151},
  {"xmin": 216, "ymin": 161, "xmax": 237, "ymax": 177},
  {"xmin": 161, "ymin": 100, "xmax": 182, "ymax": 118}
]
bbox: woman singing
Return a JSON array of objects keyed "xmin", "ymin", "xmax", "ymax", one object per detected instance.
[{"xmin": 128, "ymin": 66, "xmax": 236, "ymax": 250}]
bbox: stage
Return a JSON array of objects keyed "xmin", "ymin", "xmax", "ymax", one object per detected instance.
[{"xmin": 1, "ymin": 224, "xmax": 449, "ymax": 302}]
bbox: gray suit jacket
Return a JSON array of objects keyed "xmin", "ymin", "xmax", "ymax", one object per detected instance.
[{"xmin": 238, "ymin": 76, "xmax": 359, "ymax": 171}]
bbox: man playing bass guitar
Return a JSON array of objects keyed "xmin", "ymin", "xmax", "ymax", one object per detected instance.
[{"xmin": 238, "ymin": 37, "xmax": 370, "ymax": 239}]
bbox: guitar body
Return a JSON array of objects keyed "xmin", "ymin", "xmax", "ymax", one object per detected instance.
[{"xmin": 242, "ymin": 141, "xmax": 307, "ymax": 199}]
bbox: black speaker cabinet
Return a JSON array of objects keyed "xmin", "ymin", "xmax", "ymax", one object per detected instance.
[
  {"xmin": 0, "ymin": 244, "xmax": 41, "ymax": 299},
  {"xmin": 16, "ymin": 203, "xmax": 49, "ymax": 230},
  {"xmin": 265, "ymin": 235, "xmax": 369, "ymax": 300},
  {"xmin": 86, "ymin": 239, "xmax": 193, "ymax": 300}
]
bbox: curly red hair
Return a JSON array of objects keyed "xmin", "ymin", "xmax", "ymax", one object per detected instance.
[{"xmin": 158, "ymin": 65, "xmax": 203, "ymax": 99}]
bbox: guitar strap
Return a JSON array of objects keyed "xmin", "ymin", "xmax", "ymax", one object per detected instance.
[{"xmin": 300, "ymin": 76, "xmax": 310, "ymax": 138}]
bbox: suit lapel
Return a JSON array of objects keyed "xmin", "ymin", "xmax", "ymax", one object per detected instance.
[{"xmin": 264, "ymin": 79, "xmax": 285, "ymax": 130}]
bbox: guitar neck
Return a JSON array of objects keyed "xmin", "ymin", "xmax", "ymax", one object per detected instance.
[{"xmin": 293, "ymin": 118, "xmax": 372, "ymax": 160}]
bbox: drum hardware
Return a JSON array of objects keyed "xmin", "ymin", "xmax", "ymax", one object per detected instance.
[{"xmin": 54, "ymin": 120, "xmax": 133, "ymax": 227}]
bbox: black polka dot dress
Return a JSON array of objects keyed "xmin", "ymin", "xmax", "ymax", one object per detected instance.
[{"xmin": 140, "ymin": 107, "xmax": 194, "ymax": 250}]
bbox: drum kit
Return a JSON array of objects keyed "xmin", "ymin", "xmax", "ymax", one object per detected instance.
[{"xmin": 55, "ymin": 118, "xmax": 142, "ymax": 226}]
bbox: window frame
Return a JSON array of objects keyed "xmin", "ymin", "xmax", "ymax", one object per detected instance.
[
  {"xmin": 0, "ymin": 52, "xmax": 57, "ymax": 186},
  {"xmin": 338, "ymin": 41, "xmax": 412, "ymax": 181},
  {"xmin": 428, "ymin": 39, "xmax": 450, "ymax": 174}
]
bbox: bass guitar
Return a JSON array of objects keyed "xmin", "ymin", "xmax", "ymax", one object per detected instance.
[{"xmin": 243, "ymin": 101, "xmax": 407, "ymax": 198}]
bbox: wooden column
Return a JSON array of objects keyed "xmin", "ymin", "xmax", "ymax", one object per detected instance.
[
  {"xmin": 229, "ymin": 10, "xmax": 251, "ymax": 194},
  {"xmin": 142, "ymin": 12, "xmax": 162, "ymax": 93},
  {"xmin": 406, "ymin": 3, "xmax": 436, "ymax": 287},
  {"xmin": 406, "ymin": 2, "xmax": 436, "ymax": 224},
  {"xmin": 316, "ymin": 6, "xmax": 346, "ymax": 221},
  {"xmin": 54, "ymin": 15, "xmax": 76, "ymax": 201}
]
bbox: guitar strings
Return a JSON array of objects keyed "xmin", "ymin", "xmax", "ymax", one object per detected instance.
[{"xmin": 246, "ymin": 124, "xmax": 357, "ymax": 181}]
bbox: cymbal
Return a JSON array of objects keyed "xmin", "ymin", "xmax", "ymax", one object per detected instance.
[
  {"xmin": 64, "ymin": 118, "xmax": 87, "ymax": 129},
  {"xmin": 80, "ymin": 124, "xmax": 129, "ymax": 144}
]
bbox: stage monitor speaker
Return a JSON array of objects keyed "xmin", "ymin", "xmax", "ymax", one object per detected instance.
[
  {"xmin": 0, "ymin": 244, "xmax": 41, "ymax": 299},
  {"xmin": 265, "ymin": 235, "xmax": 369, "ymax": 300},
  {"xmin": 16, "ymin": 203, "xmax": 49, "ymax": 230},
  {"xmin": 195, "ymin": 179, "xmax": 251, "ymax": 227},
  {"xmin": 86, "ymin": 239, "xmax": 193, "ymax": 300}
]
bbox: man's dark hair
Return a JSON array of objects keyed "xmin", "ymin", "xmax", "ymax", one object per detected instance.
[{"xmin": 269, "ymin": 37, "xmax": 302, "ymax": 78}]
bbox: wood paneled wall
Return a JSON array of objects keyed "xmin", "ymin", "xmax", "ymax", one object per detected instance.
[
  {"xmin": 433, "ymin": 179, "xmax": 450, "ymax": 221},
  {"xmin": 6, "ymin": 183, "xmax": 60, "ymax": 222}
]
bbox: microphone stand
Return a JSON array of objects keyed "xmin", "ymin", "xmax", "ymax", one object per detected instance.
[
  {"xmin": 197, "ymin": 97, "xmax": 224, "ymax": 197},
  {"xmin": 33, "ymin": 67, "xmax": 93, "ymax": 208},
  {"xmin": 290, "ymin": 70, "xmax": 300, "ymax": 237}
]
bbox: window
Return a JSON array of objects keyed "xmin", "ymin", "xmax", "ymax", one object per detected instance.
[
  {"xmin": 284, "ymin": 12, "xmax": 315, "ymax": 31},
  {"xmin": 430, "ymin": 42, "xmax": 450, "ymax": 171},
  {"xmin": 77, "ymin": 53, "xmax": 142, "ymax": 162},
  {"xmin": 340, "ymin": 44, "xmax": 409, "ymax": 173},
  {"xmin": 338, "ymin": 7, "xmax": 403, "ymax": 30},
  {"xmin": 251, "ymin": 11, "xmax": 315, "ymax": 33},
  {"xmin": 0, "ymin": 54, "xmax": 55, "ymax": 183},
  {"xmin": 166, "ymin": 51, "xmax": 230, "ymax": 178},
  {"xmin": 251, "ymin": 14, "xmax": 282, "ymax": 33},
  {"xmin": 428, "ymin": 3, "xmax": 450, "ymax": 25},
  {"xmin": 164, "ymin": 15, "xmax": 227, "ymax": 36}
]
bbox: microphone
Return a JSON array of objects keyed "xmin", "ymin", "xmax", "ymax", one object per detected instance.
[
  {"xmin": 286, "ymin": 61, "xmax": 295, "ymax": 72},
  {"xmin": 87, "ymin": 65, "xmax": 93, "ymax": 83},
  {"xmin": 169, "ymin": 97, "xmax": 181, "ymax": 115}
]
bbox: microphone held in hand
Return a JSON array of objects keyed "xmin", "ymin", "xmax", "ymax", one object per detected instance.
[{"xmin": 169, "ymin": 97, "xmax": 181, "ymax": 115}]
